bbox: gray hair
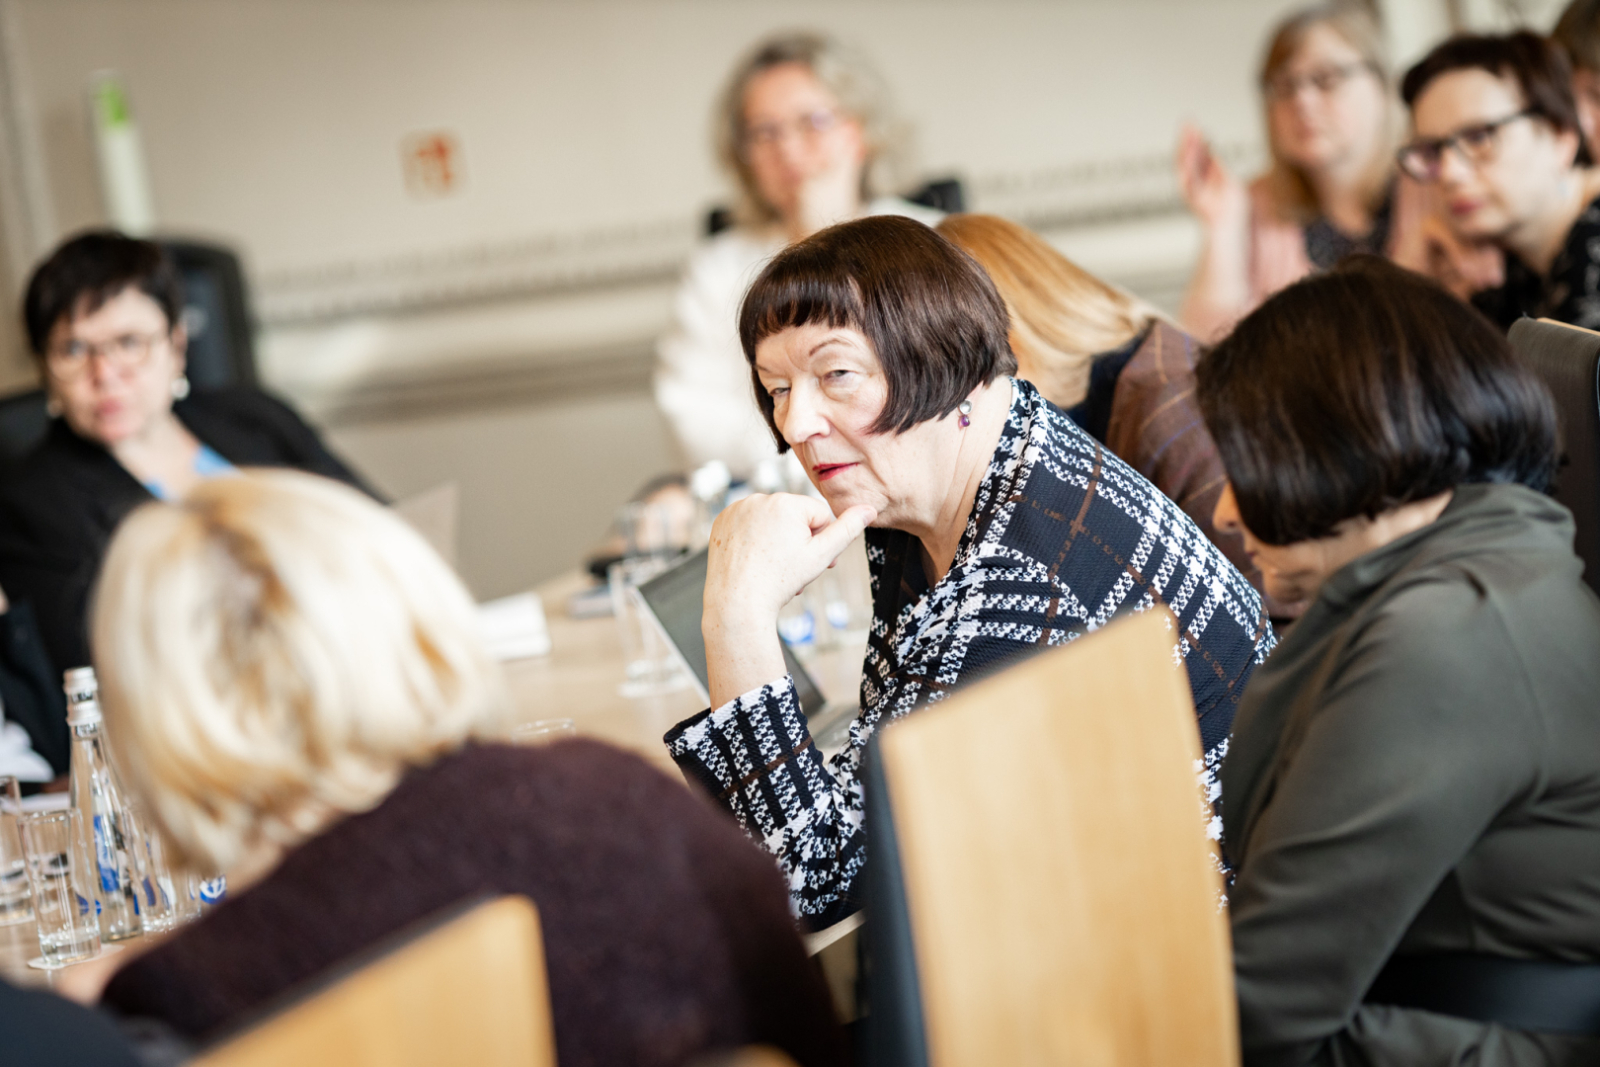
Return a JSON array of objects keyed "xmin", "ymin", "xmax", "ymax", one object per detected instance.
[{"xmin": 716, "ymin": 31, "xmax": 909, "ymax": 227}]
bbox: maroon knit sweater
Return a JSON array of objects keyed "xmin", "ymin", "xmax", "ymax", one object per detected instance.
[{"xmin": 102, "ymin": 741, "xmax": 847, "ymax": 1067}]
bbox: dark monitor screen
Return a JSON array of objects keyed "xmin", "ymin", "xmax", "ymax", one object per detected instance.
[{"xmin": 637, "ymin": 548, "xmax": 826, "ymax": 718}]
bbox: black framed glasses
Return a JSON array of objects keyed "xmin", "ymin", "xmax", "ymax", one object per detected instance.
[
  {"xmin": 1263, "ymin": 61, "xmax": 1376, "ymax": 102},
  {"xmin": 1397, "ymin": 109, "xmax": 1536, "ymax": 182},
  {"xmin": 45, "ymin": 332, "xmax": 166, "ymax": 382}
]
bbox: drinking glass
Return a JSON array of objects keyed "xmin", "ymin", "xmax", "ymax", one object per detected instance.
[
  {"xmin": 0, "ymin": 776, "xmax": 32, "ymax": 926},
  {"xmin": 19, "ymin": 810, "xmax": 101, "ymax": 968},
  {"xmin": 129, "ymin": 804, "xmax": 187, "ymax": 933},
  {"xmin": 512, "ymin": 719, "xmax": 577, "ymax": 746},
  {"xmin": 608, "ymin": 557, "xmax": 688, "ymax": 698}
]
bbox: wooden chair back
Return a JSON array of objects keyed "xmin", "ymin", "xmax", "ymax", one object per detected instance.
[
  {"xmin": 193, "ymin": 895, "xmax": 556, "ymax": 1067},
  {"xmin": 874, "ymin": 608, "xmax": 1238, "ymax": 1067}
]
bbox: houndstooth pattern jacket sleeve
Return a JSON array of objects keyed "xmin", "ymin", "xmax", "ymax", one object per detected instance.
[{"xmin": 665, "ymin": 379, "xmax": 1275, "ymax": 929}]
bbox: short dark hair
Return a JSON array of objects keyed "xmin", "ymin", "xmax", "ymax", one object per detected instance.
[
  {"xmin": 1401, "ymin": 31, "xmax": 1595, "ymax": 167},
  {"xmin": 1195, "ymin": 256, "xmax": 1557, "ymax": 545},
  {"xmin": 738, "ymin": 215, "xmax": 1016, "ymax": 451},
  {"xmin": 23, "ymin": 230, "xmax": 183, "ymax": 358}
]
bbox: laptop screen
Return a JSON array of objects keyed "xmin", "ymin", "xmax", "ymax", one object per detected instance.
[{"xmin": 636, "ymin": 548, "xmax": 827, "ymax": 717}]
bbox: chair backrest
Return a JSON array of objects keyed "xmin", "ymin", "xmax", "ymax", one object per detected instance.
[
  {"xmin": 160, "ymin": 238, "xmax": 258, "ymax": 390},
  {"xmin": 1508, "ymin": 317, "xmax": 1600, "ymax": 597},
  {"xmin": 192, "ymin": 895, "xmax": 556, "ymax": 1067},
  {"xmin": 868, "ymin": 609, "xmax": 1237, "ymax": 1067},
  {"xmin": 0, "ymin": 388, "xmax": 49, "ymax": 469}
]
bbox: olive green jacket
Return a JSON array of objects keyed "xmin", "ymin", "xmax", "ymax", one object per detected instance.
[{"xmin": 1225, "ymin": 483, "xmax": 1600, "ymax": 1066}]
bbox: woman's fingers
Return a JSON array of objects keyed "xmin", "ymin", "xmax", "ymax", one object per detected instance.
[{"xmin": 805, "ymin": 504, "xmax": 876, "ymax": 571}]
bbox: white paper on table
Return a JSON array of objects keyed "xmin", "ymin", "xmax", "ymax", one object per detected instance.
[
  {"xmin": 476, "ymin": 592, "xmax": 552, "ymax": 661},
  {"xmin": 19, "ymin": 792, "xmax": 69, "ymax": 814}
]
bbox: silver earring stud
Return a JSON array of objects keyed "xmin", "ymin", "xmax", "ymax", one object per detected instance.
[
  {"xmin": 44, "ymin": 394, "xmax": 61, "ymax": 418},
  {"xmin": 958, "ymin": 399, "xmax": 973, "ymax": 428},
  {"xmin": 171, "ymin": 375, "xmax": 190, "ymax": 400}
]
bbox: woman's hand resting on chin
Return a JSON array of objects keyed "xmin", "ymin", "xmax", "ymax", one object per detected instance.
[{"xmin": 703, "ymin": 493, "xmax": 876, "ymax": 709}]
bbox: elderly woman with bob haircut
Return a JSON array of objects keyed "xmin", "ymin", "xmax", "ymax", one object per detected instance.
[
  {"xmin": 85, "ymin": 471, "xmax": 846, "ymax": 1067},
  {"xmin": 1198, "ymin": 257, "xmax": 1600, "ymax": 1065},
  {"xmin": 665, "ymin": 215, "xmax": 1275, "ymax": 928}
]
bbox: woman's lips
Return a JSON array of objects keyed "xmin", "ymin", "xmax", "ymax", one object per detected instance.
[
  {"xmin": 1448, "ymin": 197, "xmax": 1484, "ymax": 217},
  {"xmin": 813, "ymin": 462, "xmax": 857, "ymax": 481}
]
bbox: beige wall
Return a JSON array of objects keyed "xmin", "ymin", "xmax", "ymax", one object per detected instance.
[{"xmin": 0, "ymin": 0, "xmax": 1573, "ymax": 595}]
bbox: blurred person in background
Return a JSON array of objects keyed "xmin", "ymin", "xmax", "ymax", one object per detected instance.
[
  {"xmin": 1200, "ymin": 257, "xmax": 1600, "ymax": 1066},
  {"xmin": 1177, "ymin": 2, "xmax": 1497, "ymax": 340},
  {"xmin": 654, "ymin": 31, "xmax": 941, "ymax": 479},
  {"xmin": 0, "ymin": 231, "xmax": 378, "ymax": 687},
  {"xmin": 936, "ymin": 212, "xmax": 1301, "ymax": 617},
  {"xmin": 666, "ymin": 216, "xmax": 1273, "ymax": 929},
  {"xmin": 84, "ymin": 471, "xmax": 846, "ymax": 1067},
  {"xmin": 1552, "ymin": 0, "xmax": 1600, "ymax": 149},
  {"xmin": 1402, "ymin": 32, "xmax": 1600, "ymax": 330}
]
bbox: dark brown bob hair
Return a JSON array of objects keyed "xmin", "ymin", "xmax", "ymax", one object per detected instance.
[
  {"xmin": 1196, "ymin": 256, "xmax": 1556, "ymax": 546},
  {"xmin": 24, "ymin": 230, "xmax": 184, "ymax": 359},
  {"xmin": 739, "ymin": 215, "xmax": 1016, "ymax": 451},
  {"xmin": 1401, "ymin": 31, "xmax": 1595, "ymax": 167}
]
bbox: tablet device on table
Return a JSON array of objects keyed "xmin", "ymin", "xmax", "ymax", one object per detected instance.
[{"xmin": 636, "ymin": 549, "xmax": 846, "ymax": 737}]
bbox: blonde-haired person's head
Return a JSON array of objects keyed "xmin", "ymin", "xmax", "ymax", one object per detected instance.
[
  {"xmin": 936, "ymin": 213, "xmax": 1164, "ymax": 410},
  {"xmin": 1258, "ymin": 3, "xmax": 1394, "ymax": 222},
  {"xmin": 717, "ymin": 31, "xmax": 907, "ymax": 227},
  {"xmin": 91, "ymin": 469, "xmax": 510, "ymax": 877}
]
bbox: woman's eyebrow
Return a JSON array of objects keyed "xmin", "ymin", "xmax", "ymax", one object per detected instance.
[{"xmin": 808, "ymin": 334, "xmax": 855, "ymax": 357}]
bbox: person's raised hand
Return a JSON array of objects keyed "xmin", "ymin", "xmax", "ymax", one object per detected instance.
[
  {"xmin": 793, "ymin": 149, "xmax": 863, "ymax": 241},
  {"xmin": 1176, "ymin": 124, "xmax": 1247, "ymax": 231}
]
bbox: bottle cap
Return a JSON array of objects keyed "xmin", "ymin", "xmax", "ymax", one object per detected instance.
[{"xmin": 63, "ymin": 666, "xmax": 102, "ymax": 726}]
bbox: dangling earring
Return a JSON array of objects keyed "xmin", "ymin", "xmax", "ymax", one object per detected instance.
[
  {"xmin": 44, "ymin": 393, "xmax": 61, "ymax": 418},
  {"xmin": 958, "ymin": 399, "xmax": 973, "ymax": 428},
  {"xmin": 171, "ymin": 375, "xmax": 190, "ymax": 401}
]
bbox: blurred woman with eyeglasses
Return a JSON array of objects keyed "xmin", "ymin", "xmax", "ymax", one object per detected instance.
[
  {"xmin": 0, "ymin": 230, "xmax": 377, "ymax": 686},
  {"xmin": 653, "ymin": 31, "xmax": 941, "ymax": 479},
  {"xmin": 1401, "ymin": 32, "xmax": 1600, "ymax": 331},
  {"xmin": 1176, "ymin": 3, "xmax": 1498, "ymax": 341}
]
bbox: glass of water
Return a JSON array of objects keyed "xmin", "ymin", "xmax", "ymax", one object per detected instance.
[
  {"xmin": 129, "ymin": 803, "xmax": 188, "ymax": 934},
  {"xmin": 608, "ymin": 557, "xmax": 688, "ymax": 698},
  {"xmin": 19, "ymin": 810, "xmax": 101, "ymax": 968},
  {"xmin": 0, "ymin": 776, "xmax": 32, "ymax": 926}
]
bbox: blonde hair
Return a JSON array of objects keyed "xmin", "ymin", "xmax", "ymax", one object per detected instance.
[
  {"xmin": 91, "ymin": 470, "xmax": 510, "ymax": 875},
  {"xmin": 716, "ymin": 31, "xmax": 907, "ymax": 227},
  {"xmin": 1259, "ymin": 3, "xmax": 1393, "ymax": 223},
  {"xmin": 937, "ymin": 214, "xmax": 1163, "ymax": 410}
]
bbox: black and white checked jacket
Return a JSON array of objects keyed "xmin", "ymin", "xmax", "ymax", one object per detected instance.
[{"xmin": 665, "ymin": 379, "xmax": 1275, "ymax": 928}]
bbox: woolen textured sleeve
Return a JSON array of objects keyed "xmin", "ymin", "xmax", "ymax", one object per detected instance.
[
  {"xmin": 1229, "ymin": 581, "xmax": 1540, "ymax": 1067},
  {"xmin": 664, "ymin": 674, "xmax": 866, "ymax": 930}
]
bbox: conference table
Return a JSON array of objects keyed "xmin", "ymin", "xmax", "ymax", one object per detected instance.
[{"xmin": 0, "ymin": 568, "xmax": 869, "ymax": 995}]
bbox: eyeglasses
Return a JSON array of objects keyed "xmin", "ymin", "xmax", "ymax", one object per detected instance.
[
  {"xmin": 742, "ymin": 109, "xmax": 842, "ymax": 150},
  {"xmin": 45, "ymin": 332, "xmax": 166, "ymax": 381},
  {"xmin": 1396, "ymin": 110, "xmax": 1535, "ymax": 182},
  {"xmin": 1263, "ymin": 61, "xmax": 1375, "ymax": 102}
]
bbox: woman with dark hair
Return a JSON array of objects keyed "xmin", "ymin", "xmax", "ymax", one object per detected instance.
[
  {"xmin": 1401, "ymin": 31, "xmax": 1600, "ymax": 329},
  {"xmin": 0, "ymin": 230, "xmax": 376, "ymax": 686},
  {"xmin": 665, "ymin": 215, "xmax": 1275, "ymax": 928},
  {"xmin": 1198, "ymin": 256, "xmax": 1600, "ymax": 1065}
]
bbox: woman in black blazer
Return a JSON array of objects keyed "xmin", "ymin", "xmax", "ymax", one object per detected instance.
[{"xmin": 0, "ymin": 231, "xmax": 375, "ymax": 718}]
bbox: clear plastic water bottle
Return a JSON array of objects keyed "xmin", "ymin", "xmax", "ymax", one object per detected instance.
[{"xmin": 65, "ymin": 667, "xmax": 142, "ymax": 941}]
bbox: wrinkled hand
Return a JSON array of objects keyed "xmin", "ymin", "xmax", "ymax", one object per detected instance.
[
  {"xmin": 1390, "ymin": 175, "xmax": 1504, "ymax": 299},
  {"xmin": 706, "ymin": 493, "xmax": 876, "ymax": 631},
  {"xmin": 1176, "ymin": 124, "xmax": 1248, "ymax": 231},
  {"xmin": 702, "ymin": 493, "xmax": 876, "ymax": 708}
]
